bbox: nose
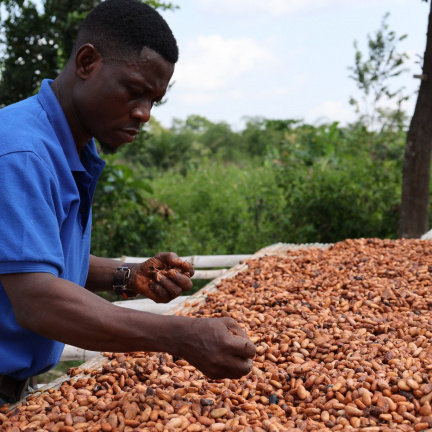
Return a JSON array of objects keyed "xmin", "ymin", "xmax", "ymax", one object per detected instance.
[{"xmin": 131, "ymin": 101, "xmax": 151, "ymax": 124}]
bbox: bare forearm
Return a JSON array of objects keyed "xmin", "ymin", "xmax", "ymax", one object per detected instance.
[
  {"xmin": 86, "ymin": 253, "xmax": 195, "ymax": 303},
  {"xmin": 2, "ymin": 272, "xmax": 187, "ymax": 355},
  {"xmin": 2, "ymin": 271, "xmax": 256, "ymax": 379},
  {"xmin": 85, "ymin": 254, "xmax": 132, "ymax": 293}
]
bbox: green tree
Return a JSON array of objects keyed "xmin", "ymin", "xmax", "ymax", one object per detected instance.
[
  {"xmin": 241, "ymin": 117, "xmax": 274, "ymax": 159},
  {"xmin": 348, "ymin": 13, "xmax": 409, "ymax": 133},
  {"xmin": 0, "ymin": 1, "xmax": 58, "ymax": 105},
  {"xmin": 0, "ymin": 0, "xmax": 177, "ymax": 107},
  {"xmin": 120, "ymin": 117, "xmax": 197, "ymax": 175},
  {"xmin": 122, "ymin": 115, "xmax": 253, "ymax": 175}
]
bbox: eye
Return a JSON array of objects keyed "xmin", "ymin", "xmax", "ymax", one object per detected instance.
[
  {"xmin": 128, "ymin": 86, "xmax": 143, "ymax": 97},
  {"xmin": 153, "ymin": 98, "xmax": 164, "ymax": 107}
]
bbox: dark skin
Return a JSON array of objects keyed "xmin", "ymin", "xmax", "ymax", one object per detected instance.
[{"xmin": 1, "ymin": 44, "xmax": 256, "ymax": 380}]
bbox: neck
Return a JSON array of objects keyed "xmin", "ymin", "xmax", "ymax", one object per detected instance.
[{"xmin": 51, "ymin": 73, "xmax": 90, "ymax": 155}]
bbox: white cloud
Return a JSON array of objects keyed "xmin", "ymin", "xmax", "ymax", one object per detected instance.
[
  {"xmin": 179, "ymin": 89, "xmax": 244, "ymax": 106},
  {"xmin": 196, "ymin": 0, "xmax": 413, "ymax": 18},
  {"xmin": 306, "ymin": 95, "xmax": 416, "ymax": 126},
  {"xmin": 306, "ymin": 101, "xmax": 354, "ymax": 124},
  {"xmin": 155, "ymin": 0, "xmax": 424, "ymax": 128},
  {"xmin": 173, "ymin": 34, "xmax": 274, "ymax": 92},
  {"xmin": 196, "ymin": 0, "xmax": 321, "ymax": 17}
]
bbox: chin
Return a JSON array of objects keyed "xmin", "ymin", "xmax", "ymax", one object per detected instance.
[{"xmin": 97, "ymin": 140, "xmax": 120, "ymax": 155}]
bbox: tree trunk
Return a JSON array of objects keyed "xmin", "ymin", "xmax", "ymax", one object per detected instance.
[{"xmin": 400, "ymin": 1, "xmax": 432, "ymax": 238}]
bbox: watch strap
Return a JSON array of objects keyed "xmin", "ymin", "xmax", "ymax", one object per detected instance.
[{"xmin": 113, "ymin": 264, "xmax": 137, "ymax": 300}]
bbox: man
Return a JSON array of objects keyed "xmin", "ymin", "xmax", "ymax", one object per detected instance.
[{"xmin": 0, "ymin": 0, "xmax": 256, "ymax": 406}]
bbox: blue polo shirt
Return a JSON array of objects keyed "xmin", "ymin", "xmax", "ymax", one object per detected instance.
[{"xmin": 0, "ymin": 79, "xmax": 105, "ymax": 380}]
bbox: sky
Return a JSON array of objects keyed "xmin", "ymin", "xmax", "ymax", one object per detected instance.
[{"xmin": 153, "ymin": 0, "xmax": 429, "ymax": 130}]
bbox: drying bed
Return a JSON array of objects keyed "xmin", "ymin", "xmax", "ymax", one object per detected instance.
[{"xmin": 2, "ymin": 238, "xmax": 432, "ymax": 431}]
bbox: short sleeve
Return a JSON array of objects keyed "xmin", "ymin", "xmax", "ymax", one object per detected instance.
[{"xmin": 0, "ymin": 151, "xmax": 64, "ymax": 276}]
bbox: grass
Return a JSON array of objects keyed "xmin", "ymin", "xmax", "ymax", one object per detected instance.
[{"xmin": 36, "ymin": 361, "xmax": 84, "ymax": 385}]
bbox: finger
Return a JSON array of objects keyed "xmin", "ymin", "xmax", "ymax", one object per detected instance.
[
  {"xmin": 144, "ymin": 256, "xmax": 165, "ymax": 272},
  {"xmin": 155, "ymin": 272, "xmax": 183, "ymax": 298},
  {"xmin": 155, "ymin": 252, "xmax": 181, "ymax": 267},
  {"xmin": 226, "ymin": 333, "xmax": 257, "ymax": 359},
  {"xmin": 208, "ymin": 357, "xmax": 253, "ymax": 380},
  {"xmin": 164, "ymin": 269, "xmax": 193, "ymax": 292},
  {"xmin": 228, "ymin": 357, "xmax": 253, "ymax": 378},
  {"xmin": 148, "ymin": 283, "xmax": 172, "ymax": 303},
  {"xmin": 224, "ymin": 318, "xmax": 249, "ymax": 339},
  {"xmin": 179, "ymin": 260, "xmax": 195, "ymax": 277},
  {"xmin": 156, "ymin": 253, "xmax": 195, "ymax": 277}
]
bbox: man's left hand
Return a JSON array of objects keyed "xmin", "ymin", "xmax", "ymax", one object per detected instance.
[{"xmin": 128, "ymin": 252, "xmax": 194, "ymax": 303}]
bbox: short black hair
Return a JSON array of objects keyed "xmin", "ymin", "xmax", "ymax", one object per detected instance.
[{"xmin": 73, "ymin": 0, "xmax": 178, "ymax": 64}]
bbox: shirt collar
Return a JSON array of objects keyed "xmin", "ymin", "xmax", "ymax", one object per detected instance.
[{"xmin": 36, "ymin": 79, "xmax": 102, "ymax": 173}]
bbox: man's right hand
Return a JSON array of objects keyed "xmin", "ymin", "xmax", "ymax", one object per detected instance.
[
  {"xmin": 176, "ymin": 317, "xmax": 257, "ymax": 380},
  {"xmin": 2, "ymin": 271, "xmax": 256, "ymax": 380}
]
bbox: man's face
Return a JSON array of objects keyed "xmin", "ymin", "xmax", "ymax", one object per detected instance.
[{"xmin": 74, "ymin": 46, "xmax": 174, "ymax": 153}]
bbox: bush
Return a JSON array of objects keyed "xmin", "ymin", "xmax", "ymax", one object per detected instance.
[
  {"xmin": 280, "ymin": 159, "xmax": 401, "ymax": 243},
  {"xmin": 91, "ymin": 156, "xmax": 168, "ymax": 258},
  {"xmin": 272, "ymin": 121, "xmax": 404, "ymax": 243},
  {"xmin": 91, "ymin": 119, "xmax": 407, "ymax": 260},
  {"xmin": 150, "ymin": 162, "xmax": 288, "ymax": 255}
]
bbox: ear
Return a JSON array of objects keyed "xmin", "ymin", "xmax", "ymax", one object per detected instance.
[{"xmin": 75, "ymin": 44, "xmax": 102, "ymax": 79}]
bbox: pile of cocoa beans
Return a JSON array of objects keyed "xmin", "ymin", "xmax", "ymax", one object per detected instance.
[{"xmin": 3, "ymin": 238, "xmax": 432, "ymax": 432}]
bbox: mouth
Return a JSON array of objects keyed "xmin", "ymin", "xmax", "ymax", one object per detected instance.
[{"xmin": 119, "ymin": 128, "xmax": 140, "ymax": 143}]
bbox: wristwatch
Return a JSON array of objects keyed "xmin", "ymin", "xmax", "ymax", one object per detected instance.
[{"xmin": 113, "ymin": 264, "xmax": 138, "ymax": 300}]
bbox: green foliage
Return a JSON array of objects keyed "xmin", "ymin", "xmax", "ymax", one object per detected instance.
[
  {"xmin": 241, "ymin": 117, "xmax": 299, "ymax": 159},
  {"xmin": 96, "ymin": 9, "xmax": 411, "ymax": 257},
  {"xmin": 121, "ymin": 118, "xmax": 196, "ymax": 173},
  {"xmin": 144, "ymin": 0, "xmax": 179, "ymax": 11},
  {"xmin": 111, "ymin": 115, "xmax": 407, "ymax": 258},
  {"xmin": 150, "ymin": 162, "xmax": 288, "ymax": 255},
  {"xmin": 0, "ymin": 1, "xmax": 58, "ymax": 105},
  {"xmin": 91, "ymin": 155, "xmax": 168, "ymax": 258},
  {"xmin": 270, "ymin": 120, "xmax": 404, "ymax": 243},
  {"xmin": 121, "ymin": 116, "xmax": 248, "ymax": 176},
  {"xmin": 348, "ymin": 13, "xmax": 410, "ymax": 131}
]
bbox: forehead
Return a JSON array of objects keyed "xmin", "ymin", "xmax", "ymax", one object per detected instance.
[{"xmin": 110, "ymin": 47, "xmax": 175, "ymax": 87}]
